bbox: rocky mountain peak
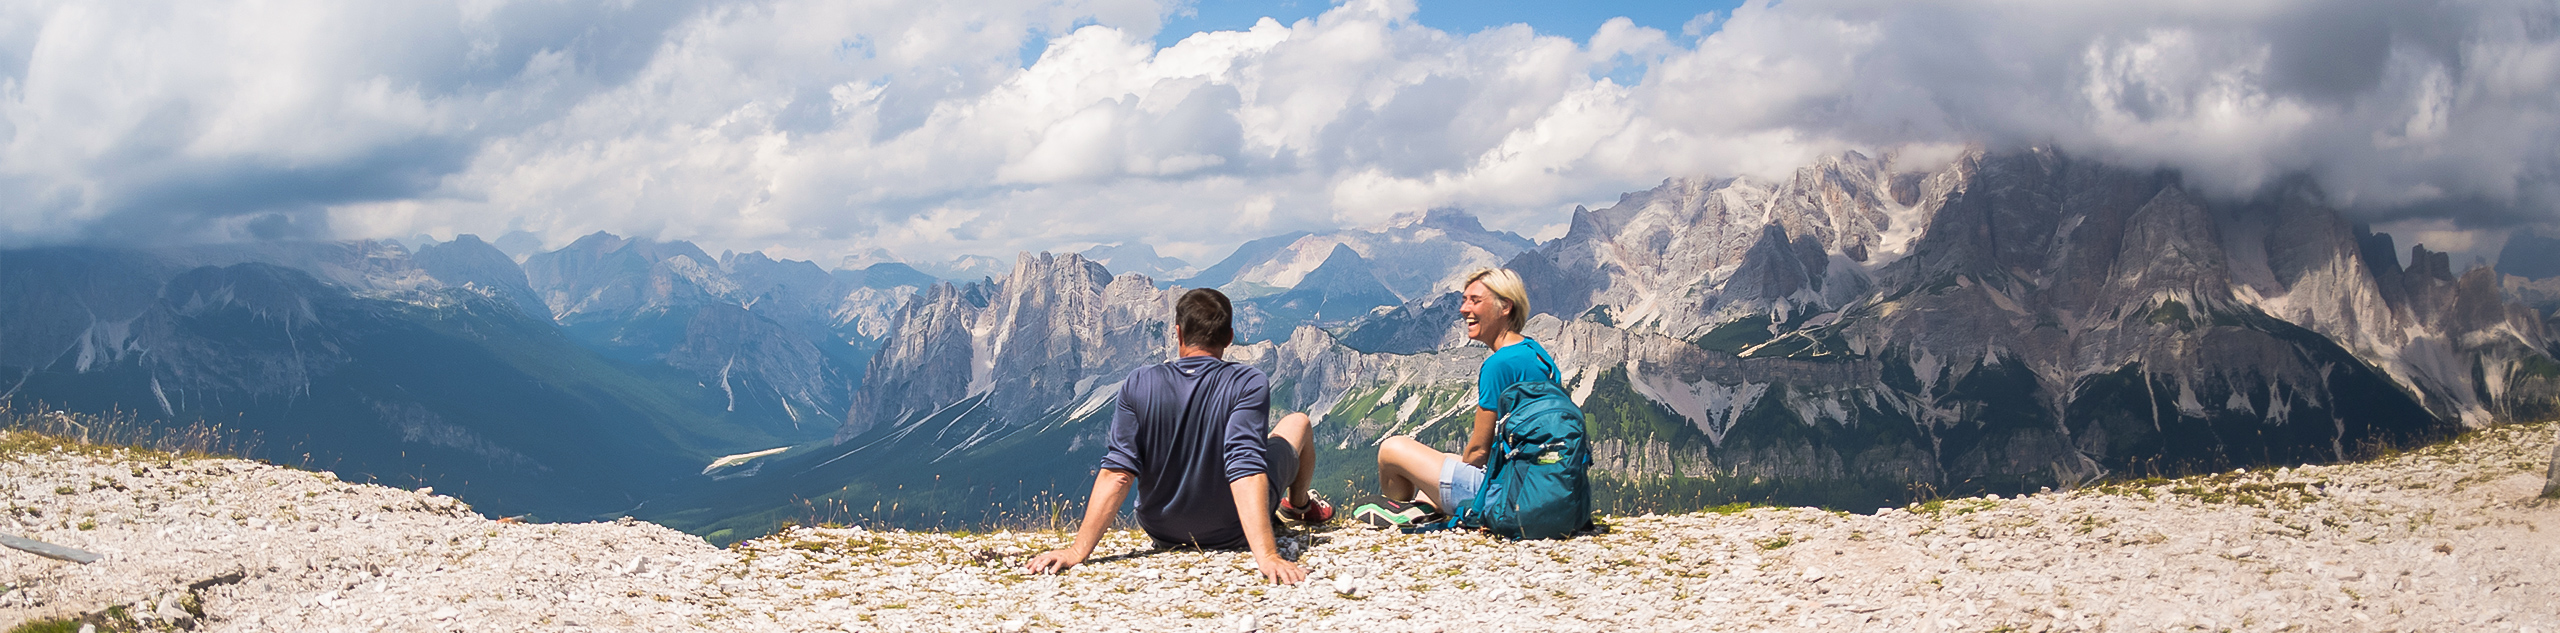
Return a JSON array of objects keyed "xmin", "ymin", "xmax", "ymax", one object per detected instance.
[
  {"xmin": 1385, "ymin": 207, "xmax": 1495, "ymax": 235},
  {"xmin": 836, "ymin": 251, "xmax": 1172, "ymax": 444},
  {"xmin": 835, "ymin": 247, "xmax": 903, "ymax": 271},
  {"xmin": 1188, "ymin": 209, "xmax": 1528, "ymax": 304},
  {"xmin": 413, "ymin": 234, "xmax": 546, "ymax": 318},
  {"xmin": 2407, "ymin": 244, "xmax": 2456, "ymax": 282},
  {"xmin": 1080, "ymin": 242, "xmax": 1193, "ymax": 280},
  {"xmin": 1253, "ymin": 244, "xmax": 1403, "ymax": 326},
  {"xmin": 523, "ymin": 232, "xmax": 721, "ymax": 321},
  {"xmin": 2106, "ymin": 184, "xmax": 2235, "ymax": 309}
]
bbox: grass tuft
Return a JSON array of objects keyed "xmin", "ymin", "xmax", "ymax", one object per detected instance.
[{"xmin": 0, "ymin": 402, "xmax": 255, "ymax": 462}]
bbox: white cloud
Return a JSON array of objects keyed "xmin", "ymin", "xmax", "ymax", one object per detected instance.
[{"xmin": 1, "ymin": 0, "xmax": 2553, "ymax": 268}]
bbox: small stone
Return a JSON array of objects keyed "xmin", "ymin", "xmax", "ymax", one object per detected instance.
[
  {"xmin": 431, "ymin": 606, "xmax": 460, "ymax": 620},
  {"xmin": 996, "ymin": 619, "xmax": 1028, "ymax": 633},
  {"xmin": 2228, "ymin": 547, "xmax": 2254, "ymax": 558},
  {"xmin": 1332, "ymin": 578, "xmax": 1362, "ymax": 596},
  {"xmin": 1232, "ymin": 613, "xmax": 1258, "ymax": 632},
  {"xmin": 2542, "ymin": 430, "xmax": 2559, "ymax": 499}
]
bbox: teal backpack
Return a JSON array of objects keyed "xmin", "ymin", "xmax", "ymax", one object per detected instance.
[{"xmin": 1405, "ymin": 352, "xmax": 1592, "ymax": 539}]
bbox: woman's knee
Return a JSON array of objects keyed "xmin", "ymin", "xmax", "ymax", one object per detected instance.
[
  {"xmin": 1378, "ymin": 436, "xmax": 1442, "ymax": 475},
  {"xmin": 1376, "ymin": 435, "xmax": 1422, "ymax": 462}
]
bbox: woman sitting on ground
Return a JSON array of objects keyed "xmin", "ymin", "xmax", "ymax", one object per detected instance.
[{"xmin": 1364, "ymin": 267, "xmax": 1558, "ymax": 525}]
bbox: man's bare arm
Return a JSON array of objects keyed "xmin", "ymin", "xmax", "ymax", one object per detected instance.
[
  {"xmin": 1026, "ymin": 469, "xmax": 1135, "ymax": 574},
  {"xmin": 1227, "ymin": 473, "xmax": 1307, "ymax": 584}
]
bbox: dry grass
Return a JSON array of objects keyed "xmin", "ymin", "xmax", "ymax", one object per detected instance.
[{"xmin": 0, "ymin": 402, "xmax": 254, "ymax": 461}]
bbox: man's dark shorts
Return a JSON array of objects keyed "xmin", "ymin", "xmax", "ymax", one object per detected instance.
[
  {"xmin": 1150, "ymin": 435, "xmax": 1298, "ymax": 551},
  {"xmin": 1262, "ymin": 434, "xmax": 1298, "ymax": 511}
]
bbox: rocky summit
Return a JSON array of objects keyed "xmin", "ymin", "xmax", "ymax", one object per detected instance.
[{"xmin": 5, "ymin": 423, "xmax": 2555, "ymax": 632}]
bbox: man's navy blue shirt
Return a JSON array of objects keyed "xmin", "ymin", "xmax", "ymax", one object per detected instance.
[{"xmin": 1097, "ymin": 354, "xmax": 1270, "ymax": 549}]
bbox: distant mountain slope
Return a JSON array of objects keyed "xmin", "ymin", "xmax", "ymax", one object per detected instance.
[
  {"xmin": 1, "ymin": 234, "xmax": 934, "ymax": 522},
  {"xmin": 521, "ymin": 232, "xmax": 895, "ymax": 437},
  {"xmin": 1081, "ymin": 242, "xmax": 1194, "ymax": 281},
  {"xmin": 0, "ymin": 250, "xmax": 780, "ymax": 519},
  {"xmin": 1242, "ymin": 244, "xmax": 1403, "ymax": 330},
  {"xmin": 1183, "ymin": 209, "xmax": 1531, "ymax": 302},
  {"xmin": 1178, "ymin": 231, "xmax": 1311, "ymax": 290},
  {"xmin": 413, "ymin": 234, "xmax": 549, "ymax": 318},
  {"xmin": 832, "ymin": 262, "xmax": 939, "ymax": 290}
]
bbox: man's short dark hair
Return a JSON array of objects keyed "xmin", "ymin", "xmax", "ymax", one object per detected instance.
[{"xmin": 1176, "ymin": 288, "xmax": 1234, "ymax": 350}]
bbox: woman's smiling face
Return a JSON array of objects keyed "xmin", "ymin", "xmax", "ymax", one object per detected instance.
[{"xmin": 1460, "ymin": 280, "xmax": 1507, "ymax": 344}]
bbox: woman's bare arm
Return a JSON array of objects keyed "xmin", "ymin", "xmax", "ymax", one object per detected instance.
[{"xmin": 1463, "ymin": 407, "xmax": 1496, "ymax": 466}]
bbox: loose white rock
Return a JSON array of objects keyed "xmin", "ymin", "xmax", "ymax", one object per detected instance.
[{"xmin": 6, "ymin": 423, "xmax": 2560, "ymax": 631}]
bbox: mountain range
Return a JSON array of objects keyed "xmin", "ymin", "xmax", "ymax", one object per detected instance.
[
  {"xmin": 660, "ymin": 147, "xmax": 2560, "ymax": 541},
  {"xmin": 5, "ymin": 147, "xmax": 2555, "ymax": 543},
  {"xmin": 0, "ymin": 234, "xmax": 919, "ymax": 519}
]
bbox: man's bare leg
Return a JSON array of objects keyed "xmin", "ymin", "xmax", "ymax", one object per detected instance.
[
  {"xmin": 1377, "ymin": 435, "xmax": 1451, "ymax": 510},
  {"xmin": 1272, "ymin": 412, "xmax": 1316, "ymax": 506}
]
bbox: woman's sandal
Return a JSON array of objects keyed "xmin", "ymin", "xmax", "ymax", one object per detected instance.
[{"xmin": 1347, "ymin": 495, "xmax": 1437, "ymax": 529}]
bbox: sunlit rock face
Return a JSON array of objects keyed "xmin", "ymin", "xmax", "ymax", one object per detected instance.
[{"xmin": 835, "ymin": 252, "xmax": 1178, "ymax": 443}]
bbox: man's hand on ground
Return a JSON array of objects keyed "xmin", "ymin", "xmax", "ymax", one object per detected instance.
[
  {"xmin": 1025, "ymin": 548, "xmax": 1086, "ymax": 575},
  {"xmin": 1253, "ymin": 553, "xmax": 1307, "ymax": 585}
]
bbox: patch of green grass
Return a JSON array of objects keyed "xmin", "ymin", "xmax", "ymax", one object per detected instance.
[
  {"xmin": 2169, "ymin": 479, "xmax": 2315, "ymax": 508},
  {"xmin": 2146, "ymin": 299, "xmax": 2193, "ymax": 329},
  {"xmin": 1756, "ymin": 536, "xmax": 1794, "ymax": 550},
  {"xmin": 6, "ymin": 619, "xmax": 86, "ymax": 633},
  {"xmin": 1691, "ymin": 315, "xmax": 1777, "ymax": 354}
]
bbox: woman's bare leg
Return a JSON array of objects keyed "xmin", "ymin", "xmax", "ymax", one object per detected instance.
[
  {"xmin": 1376, "ymin": 435, "xmax": 1453, "ymax": 510},
  {"xmin": 1271, "ymin": 412, "xmax": 1316, "ymax": 506}
]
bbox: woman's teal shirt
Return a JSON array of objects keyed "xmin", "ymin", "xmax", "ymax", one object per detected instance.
[{"xmin": 1476, "ymin": 338, "xmax": 1559, "ymax": 415}]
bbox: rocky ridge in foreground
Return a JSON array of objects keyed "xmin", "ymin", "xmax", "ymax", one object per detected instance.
[{"xmin": 5, "ymin": 424, "xmax": 2558, "ymax": 632}]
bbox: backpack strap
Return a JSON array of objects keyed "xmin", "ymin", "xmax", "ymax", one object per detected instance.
[{"xmin": 1404, "ymin": 341, "xmax": 1558, "ymax": 536}]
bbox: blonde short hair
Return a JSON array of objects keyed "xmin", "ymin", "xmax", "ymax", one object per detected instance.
[{"xmin": 1462, "ymin": 267, "xmax": 1531, "ymax": 333}]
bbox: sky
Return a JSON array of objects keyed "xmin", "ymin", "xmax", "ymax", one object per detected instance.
[{"xmin": 0, "ymin": 0, "xmax": 2553, "ymax": 271}]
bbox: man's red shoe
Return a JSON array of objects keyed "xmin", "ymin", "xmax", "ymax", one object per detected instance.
[{"xmin": 1278, "ymin": 495, "xmax": 1334, "ymax": 524}]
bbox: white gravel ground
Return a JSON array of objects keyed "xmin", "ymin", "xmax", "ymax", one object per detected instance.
[{"xmin": 5, "ymin": 423, "xmax": 2556, "ymax": 632}]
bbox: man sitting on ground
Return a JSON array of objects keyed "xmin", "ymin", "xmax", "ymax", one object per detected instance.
[{"xmin": 1026, "ymin": 288, "xmax": 1331, "ymax": 584}]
